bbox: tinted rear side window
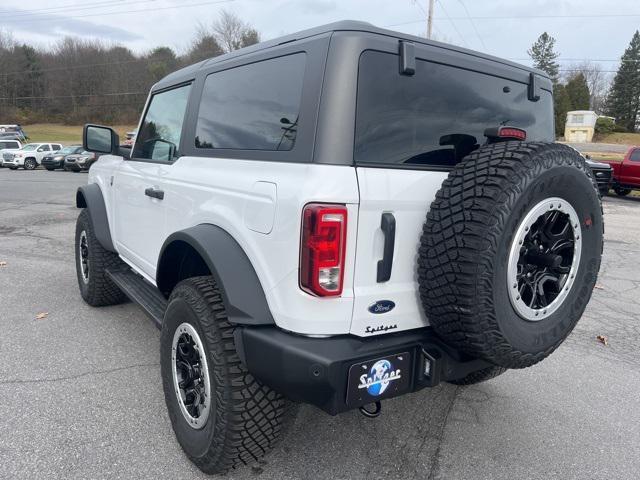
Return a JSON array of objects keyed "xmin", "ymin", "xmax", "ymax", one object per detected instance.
[
  {"xmin": 195, "ymin": 53, "xmax": 306, "ymax": 151},
  {"xmin": 355, "ymin": 50, "xmax": 554, "ymax": 168},
  {"xmin": 630, "ymin": 149, "xmax": 640, "ymax": 162}
]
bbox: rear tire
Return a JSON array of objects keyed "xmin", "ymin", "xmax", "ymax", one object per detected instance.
[
  {"xmin": 449, "ymin": 365, "xmax": 507, "ymax": 385},
  {"xmin": 419, "ymin": 142, "xmax": 603, "ymax": 369},
  {"xmin": 75, "ymin": 209, "xmax": 126, "ymax": 306},
  {"xmin": 161, "ymin": 276, "xmax": 294, "ymax": 475}
]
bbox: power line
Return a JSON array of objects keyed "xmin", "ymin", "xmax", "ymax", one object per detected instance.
[
  {"xmin": 0, "ymin": 58, "xmax": 151, "ymax": 77},
  {"xmin": 457, "ymin": 0, "xmax": 486, "ymax": 50},
  {"xmin": 2, "ymin": 0, "xmax": 233, "ymax": 24},
  {"xmin": 0, "ymin": 0, "xmax": 134, "ymax": 19},
  {"xmin": 384, "ymin": 12, "xmax": 640, "ymax": 27},
  {"xmin": 0, "ymin": 92, "xmax": 147, "ymax": 101},
  {"xmin": 509, "ymin": 57, "xmax": 639, "ymax": 63},
  {"xmin": 436, "ymin": 0, "xmax": 469, "ymax": 47},
  {"xmin": 0, "ymin": 0, "xmax": 126, "ymax": 15}
]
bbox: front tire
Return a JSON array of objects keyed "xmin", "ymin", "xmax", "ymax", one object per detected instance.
[
  {"xmin": 75, "ymin": 209, "xmax": 126, "ymax": 306},
  {"xmin": 614, "ymin": 187, "xmax": 631, "ymax": 197},
  {"xmin": 24, "ymin": 158, "xmax": 37, "ymax": 170},
  {"xmin": 161, "ymin": 276, "xmax": 293, "ymax": 475}
]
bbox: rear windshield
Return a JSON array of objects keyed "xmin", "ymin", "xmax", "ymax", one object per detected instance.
[{"xmin": 355, "ymin": 50, "xmax": 554, "ymax": 168}]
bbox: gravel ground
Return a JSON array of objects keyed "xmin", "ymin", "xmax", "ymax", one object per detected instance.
[{"xmin": 0, "ymin": 169, "xmax": 638, "ymax": 480}]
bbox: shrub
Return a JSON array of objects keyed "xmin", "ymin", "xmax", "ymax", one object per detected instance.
[{"xmin": 595, "ymin": 117, "xmax": 616, "ymax": 136}]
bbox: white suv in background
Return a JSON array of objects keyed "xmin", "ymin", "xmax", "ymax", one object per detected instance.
[
  {"xmin": 0, "ymin": 139, "xmax": 22, "ymax": 168},
  {"xmin": 2, "ymin": 143, "xmax": 63, "ymax": 170}
]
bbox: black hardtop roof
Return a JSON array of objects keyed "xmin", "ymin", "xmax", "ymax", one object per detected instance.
[{"xmin": 154, "ymin": 20, "xmax": 549, "ymax": 90}]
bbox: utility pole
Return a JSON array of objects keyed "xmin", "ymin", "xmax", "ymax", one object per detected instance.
[{"xmin": 427, "ymin": 0, "xmax": 435, "ymax": 39}]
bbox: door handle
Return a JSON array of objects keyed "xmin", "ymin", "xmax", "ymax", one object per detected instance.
[
  {"xmin": 144, "ymin": 187, "xmax": 164, "ymax": 200},
  {"xmin": 377, "ymin": 212, "xmax": 396, "ymax": 283}
]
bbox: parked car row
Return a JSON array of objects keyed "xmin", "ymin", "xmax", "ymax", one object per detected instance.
[{"xmin": 0, "ymin": 142, "xmax": 101, "ymax": 171}]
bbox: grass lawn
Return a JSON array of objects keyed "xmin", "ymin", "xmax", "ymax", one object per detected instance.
[
  {"xmin": 596, "ymin": 132, "xmax": 640, "ymax": 145},
  {"xmin": 24, "ymin": 123, "xmax": 137, "ymax": 144},
  {"xmin": 583, "ymin": 152, "xmax": 625, "ymax": 162}
]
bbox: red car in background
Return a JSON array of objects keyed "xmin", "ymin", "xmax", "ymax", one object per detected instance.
[{"xmin": 601, "ymin": 147, "xmax": 640, "ymax": 196}]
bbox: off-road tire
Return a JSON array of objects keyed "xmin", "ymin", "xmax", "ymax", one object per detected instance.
[
  {"xmin": 614, "ymin": 187, "xmax": 631, "ymax": 197},
  {"xmin": 449, "ymin": 365, "xmax": 507, "ymax": 385},
  {"xmin": 75, "ymin": 209, "xmax": 126, "ymax": 306},
  {"xmin": 161, "ymin": 276, "xmax": 294, "ymax": 475},
  {"xmin": 418, "ymin": 142, "xmax": 603, "ymax": 369},
  {"xmin": 24, "ymin": 158, "xmax": 37, "ymax": 170}
]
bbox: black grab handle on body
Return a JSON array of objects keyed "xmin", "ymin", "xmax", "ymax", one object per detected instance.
[{"xmin": 377, "ymin": 212, "xmax": 396, "ymax": 282}]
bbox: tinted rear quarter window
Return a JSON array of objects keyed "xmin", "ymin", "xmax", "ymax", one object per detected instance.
[
  {"xmin": 355, "ymin": 50, "xmax": 554, "ymax": 168},
  {"xmin": 195, "ymin": 53, "xmax": 306, "ymax": 151}
]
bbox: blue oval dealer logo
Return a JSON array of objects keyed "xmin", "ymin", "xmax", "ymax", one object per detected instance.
[{"xmin": 368, "ymin": 300, "xmax": 396, "ymax": 314}]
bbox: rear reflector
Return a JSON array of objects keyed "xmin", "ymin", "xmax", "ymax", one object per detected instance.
[{"xmin": 300, "ymin": 203, "xmax": 347, "ymax": 297}]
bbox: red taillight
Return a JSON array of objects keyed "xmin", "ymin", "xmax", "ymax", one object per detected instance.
[
  {"xmin": 300, "ymin": 203, "xmax": 347, "ymax": 297},
  {"xmin": 498, "ymin": 127, "xmax": 526, "ymax": 141}
]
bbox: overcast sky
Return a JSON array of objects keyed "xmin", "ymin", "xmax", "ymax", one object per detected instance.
[{"xmin": 2, "ymin": 0, "xmax": 639, "ymax": 73}]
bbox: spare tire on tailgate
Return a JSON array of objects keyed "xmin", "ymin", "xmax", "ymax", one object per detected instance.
[{"xmin": 418, "ymin": 142, "xmax": 603, "ymax": 369}]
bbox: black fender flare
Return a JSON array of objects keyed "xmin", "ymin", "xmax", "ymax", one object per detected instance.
[
  {"xmin": 76, "ymin": 184, "xmax": 115, "ymax": 252},
  {"xmin": 157, "ymin": 225, "xmax": 274, "ymax": 326}
]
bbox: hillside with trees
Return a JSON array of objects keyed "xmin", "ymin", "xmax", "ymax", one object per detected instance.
[{"xmin": 0, "ymin": 10, "xmax": 259, "ymax": 125}]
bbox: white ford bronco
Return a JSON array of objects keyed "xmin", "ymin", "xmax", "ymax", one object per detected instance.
[{"xmin": 75, "ymin": 22, "xmax": 603, "ymax": 474}]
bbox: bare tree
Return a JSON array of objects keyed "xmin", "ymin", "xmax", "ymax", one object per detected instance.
[
  {"xmin": 563, "ymin": 61, "xmax": 612, "ymax": 113},
  {"xmin": 212, "ymin": 10, "xmax": 260, "ymax": 53},
  {"xmin": 185, "ymin": 23, "xmax": 224, "ymax": 64}
]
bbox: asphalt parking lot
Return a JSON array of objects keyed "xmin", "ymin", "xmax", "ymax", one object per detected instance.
[{"xmin": 1, "ymin": 169, "xmax": 639, "ymax": 480}]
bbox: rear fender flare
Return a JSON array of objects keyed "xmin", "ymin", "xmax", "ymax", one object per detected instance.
[{"xmin": 157, "ymin": 225, "xmax": 274, "ymax": 326}]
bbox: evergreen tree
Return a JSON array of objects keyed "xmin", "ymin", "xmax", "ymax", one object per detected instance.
[
  {"xmin": 528, "ymin": 32, "xmax": 560, "ymax": 83},
  {"xmin": 554, "ymin": 84, "xmax": 571, "ymax": 137},
  {"xmin": 565, "ymin": 73, "xmax": 591, "ymax": 110},
  {"xmin": 605, "ymin": 30, "xmax": 640, "ymax": 132}
]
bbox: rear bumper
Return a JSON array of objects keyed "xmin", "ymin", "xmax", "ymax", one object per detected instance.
[{"xmin": 235, "ymin": 326, "xmax": 491, "ymax": 415}]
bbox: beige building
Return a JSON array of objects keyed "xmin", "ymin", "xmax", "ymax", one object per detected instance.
[{"xmin": 564, "ymin": 110, "xmax": 599, "ymax": 142}]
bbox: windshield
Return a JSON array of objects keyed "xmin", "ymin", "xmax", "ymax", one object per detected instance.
[
  {"xmin": 21, "ymin": 144, "xmax": 38, "ymax": 151},
  {"xmin": 58, "ymin": 146, "xmax": 80, "ymax": 154}
]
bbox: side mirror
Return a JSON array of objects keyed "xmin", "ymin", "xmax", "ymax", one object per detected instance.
[{"xmin": 83, "ymin": 124, "xmax": 120, "ymax": 155}]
